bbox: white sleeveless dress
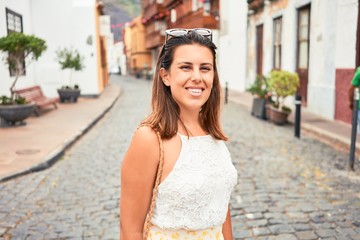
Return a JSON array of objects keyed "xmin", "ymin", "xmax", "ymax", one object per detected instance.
[{"xmin": 148, "ymin": 133, "xmax": 238, "ymax": 240}]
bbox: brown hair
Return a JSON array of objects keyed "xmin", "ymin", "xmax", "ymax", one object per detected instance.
[{"xmin": 142, "ymin": 31, "xmax": 227, "ymax": 140}]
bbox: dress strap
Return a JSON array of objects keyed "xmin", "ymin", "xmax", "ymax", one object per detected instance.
[{"xmin": 138, "ymin": 123, "xmax": 164, "ymax": 240}]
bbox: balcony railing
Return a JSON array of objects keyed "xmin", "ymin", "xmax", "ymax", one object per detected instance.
[
  {"xmin": 248, "ymin": 0, "xmax": 279, "ymax": 14},
  {"xmin": 144, "ymin": 20, "xmax": 166, "ymax": 49},
  {"xmin": 167, "ymin": 9, "xmax": 219, "ymax": 30},
  {"xmin": 163, "ymin": 0, "xmax": 181, "ymax": 8},
  {"xmin": 145, "ymin": 31, "xmax": 165, "ymax": 49},
  {"xmin": 143, "ymin": 3, "xmax": 165, "ymax": 20}
]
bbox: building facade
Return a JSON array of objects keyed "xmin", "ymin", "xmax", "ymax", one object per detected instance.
[
  {"xmin": 0, "ymin": 0, "xmax": 109, "ymax": 98},
  {"xmin": 218, "ymin": 0, "xmax": 248, "ymax": 91},
  {"xmin": 141, "ymin": 0, "xmax": 220, "ymax": 73},
  {"xmin": 123, "ymin": 16, "xmax": 152, "ymax": 76},
  {"xmin": 246, "ymin": 0, "xmax": 359, "ymax": 123}
]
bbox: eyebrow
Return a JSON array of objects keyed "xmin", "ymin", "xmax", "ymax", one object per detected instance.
[{"xmin": 177, "ymin": 61, "xmax": 213, "ymax": 66}]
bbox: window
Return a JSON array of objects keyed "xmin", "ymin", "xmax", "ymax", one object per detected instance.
[
  {"xmin": 6, "ymin": 8, "xmax": 23, "ymax": 34},
  {"xmin": 298, "ymin": 8, "xmax": 310, "ymax": 69},
  {"xmin": 203, "ymin": 0, "xmax": 211, "ymax": 16},
  {"xmin": 171, "ymin": 9, "xmax": 176, "ymax": 23},
  {"xmin": 256, "ymin": 24, "xmax": 263, "ymax": 76},
  {"xmin": 6, "ymin": 8, "xmax": 25, "ymax": 76},
  {"xmin": 273, "ymin": 17, "xmax": 282, "ymax": 70},
  {"xmin": 155, "ymin": 20, "xmax": 166, "ymax": 35},
  {"xmin": 192, "ymin": 0, "xmax": 203, "ymax": 12}
]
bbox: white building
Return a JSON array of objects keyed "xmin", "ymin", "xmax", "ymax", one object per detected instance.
[
  {"xmin": 222, "ymin": 0, "xmax": 359, "ymax": 124},
  {"xmin": 0, "ymin": 0, "xmax": 109, "ymax": 98},
  {"xmin": 218, "ymin": 0, "xmax": 248, "ymax": 92}
]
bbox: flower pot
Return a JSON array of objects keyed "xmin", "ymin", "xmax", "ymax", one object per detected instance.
[
  {"xmin": 57, "ymin": 89, "xmax": 81, "ymax": 103},
  {"xmin": 251, "ymin": 98, "xmax": 267, "ymax": 120},
  {"xmin": 268, "ymin": 106, "xmax": 290, "ymax": 125},
  {"xmin": 0, "ymin": 103, "xmax": 35, "ymax": 126}
]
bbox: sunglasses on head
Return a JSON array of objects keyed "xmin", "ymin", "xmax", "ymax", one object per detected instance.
[{"xmin": 165, "ymin": 28, "xmax": 213, "ymax": 45}]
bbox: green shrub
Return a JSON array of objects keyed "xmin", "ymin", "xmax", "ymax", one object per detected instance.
[
  {"xmin": 268, "ymin": 70, "xmax": 299, "ymax": 111},
  {"xmin": 55, "ymin": 47, "xmax": 85, "ymax": 89},
  {"xmin": 246, "ymin": 74, "xmax": 270, "ymax": 99},
  {"xmin": 0, "ymin": 32, "xmax": 47, "ymax": 103}
]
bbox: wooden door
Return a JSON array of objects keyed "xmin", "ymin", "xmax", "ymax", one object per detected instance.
[
  {"xmin": 296, "ymin": 5, "xmax": 311, "ymax": 105},
  {"xmin": 256, "ymin": 24, "xmax": 263, "ymax": 76}
]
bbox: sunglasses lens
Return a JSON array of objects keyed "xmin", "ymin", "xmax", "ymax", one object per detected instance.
[
  {"xmin": 168, "ymin": 29, "xmax": 188, "ymax": 37},
  {"xmin": 165, "ymin": 28, "xmax": 213, "ymax": 44},
  {"xmin": 194, "ymin": 28, "xmax": 211, "ymax": 36}
]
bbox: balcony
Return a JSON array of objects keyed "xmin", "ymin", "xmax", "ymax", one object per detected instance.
[
  {"xmin": 168, "ymin": 9, "xmax": 219, "ymax": 30},
  {"xmin": 142, "ymin": 3, "xmax": 166, "ymax": 20},
  {"xmin": 247, "ymin": 0, "xmax": 264, "ymax": 10},
  {"xmin": 163, "ymin": 0, "xmax": 181, "ymax": 8},
  {"xmin": 248, "ymin": 0, "xmax": 279, "ymax": 14},
  {"xmin": 145, "ymin": 31, "xmax": 165, "ymax": 49},
  {"xmin": 144, "ymin": 20, "xmax": 166, "ymax": 49}
]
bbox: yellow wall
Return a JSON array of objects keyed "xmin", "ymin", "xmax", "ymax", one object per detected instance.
[{"xmin": 124, "ymin": 16, "xmax": 151, "ymax": 75}]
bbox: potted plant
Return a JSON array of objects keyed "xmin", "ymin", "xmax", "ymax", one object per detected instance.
[
  {"xmin": 267, "ymin": 70, "xmax": 300, "ymax": 125},
  {"xmin": 56, "ymin": 47, "xmax": 85, "ymax": 103},
  {"xmin": 0, "ymin": 32, "xmax": 47, "ymax": 126},
  {"xmin": 246, "ymin": 74, "xmax": 272, "ymax": 120}
]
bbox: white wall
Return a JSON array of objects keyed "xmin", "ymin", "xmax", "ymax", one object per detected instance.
[
  {"xmin": 30, "ymin": 0, "xmax": 99, "ymax": 97},
  {"xmin": 218, "ymin": 0, "xmax": 248, "ymax": 92},
  {"xmin": 307, "ymin": 0, "xmax": 337, "ymax": 118},
  {"xmin": 245, "ymin": 0, "xmax": 358, "ymax": 120},
  {"xmin": 280, "ymin": 2, "xmax": 297, "ymax": 72},
  {"xmin": 0, "ymin": 0, "xmax": 101, "ymax": 98},
  {"xmin": 335, "ymin": 0, "xmax": 358, "ymax": 68},
  {"xmin": 114, "ymin": 41, "xmax": 127, "ymax": 75},
  {"xmin": 0, "ymin": 1, "xmax": 36, "ymax": 96}
]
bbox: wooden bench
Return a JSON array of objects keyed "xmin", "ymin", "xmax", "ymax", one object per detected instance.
[{"xmin": 14, "ymin": 85, "xmax": 59, "ymax": 116}]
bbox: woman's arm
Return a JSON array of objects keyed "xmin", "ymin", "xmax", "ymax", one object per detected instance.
[
  {"xmin": 222, "ymin": 205, "xmax": 234, "ymax": 240},
  {"xmin": 120, "ymin": 126, "xmax": 160, "ymax": 240}
]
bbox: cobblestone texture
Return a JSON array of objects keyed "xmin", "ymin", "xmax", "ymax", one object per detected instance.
[{"xmin": 0, "ymin": 76, "xmax": 359, "ymax": 240}]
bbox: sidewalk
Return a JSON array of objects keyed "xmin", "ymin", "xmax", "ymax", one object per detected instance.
[
  {"xmin": 0, "ymin": 83, "xmax": 121, "ymax": 182},
  {"xmin": 229, "ymin": 90, "xmax": 360, "ymax": 155},
  {"xmin": 0, "ymin": 82, "xmax": 357, "ymax": 182}
]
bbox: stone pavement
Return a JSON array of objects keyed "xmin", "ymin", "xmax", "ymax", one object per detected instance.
[
  {"xmin": 223, "ymin": 104, "xmax": 360, "ymax": 239},
  {"xmin": 0, "ymin": 75, "xmax": 359, "ymax": 240},
  {"xmin": 0, "ymin": 83, "xmax": 121, "ymax": 182},
  {"xmin": 0, "ymin": 76, "xmax": 359, "ymax": 182},
  {"xmin": 228, "ymin": 90, "xmax": 360, "ymax": 156}
]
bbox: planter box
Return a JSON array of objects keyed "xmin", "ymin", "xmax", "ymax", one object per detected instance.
[
  {"xmin": 268, "ymin": 106, "xmax": 290, "ymax": 125},
  {"xmin": 0, "ymin": 103, "xmax": 35, "ymax": 127},
  {"xmin": 251, "ymin": 98, "xmax": 267, "ymax": 120},
  {"xmin": 57, "ymin": 89, "xmax": 81, "ymax": 103}
]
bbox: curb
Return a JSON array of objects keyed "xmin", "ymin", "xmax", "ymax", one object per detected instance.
[
  {"xmin": 0, "ymin": 87, "xmax": 122, "ymax": 183},
  {"xmin": 228, "ymin": 96, "xmax": 358, "ymax": 155},
  {"xmin": 300, "ymin": 122, "xmax": 360, "ymax": 155}
]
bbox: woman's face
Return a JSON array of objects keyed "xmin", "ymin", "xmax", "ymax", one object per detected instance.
[{"xmin": 160, "ymin": 44, "xmax": 214, "ymax": 112}]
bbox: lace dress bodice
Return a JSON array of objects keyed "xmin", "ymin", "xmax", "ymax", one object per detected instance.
[{"xmin": 151, "ymin": 133, "xmax": 238, "ymax": 230}]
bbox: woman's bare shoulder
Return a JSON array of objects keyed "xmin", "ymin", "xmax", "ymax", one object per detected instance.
[
  {"xmin": 128, "ymin": 125, "xmax": 160, "ymax": 154},
  {"xmin": 122, "ymin": 125, "xmax": 159, "ymax": 170}
]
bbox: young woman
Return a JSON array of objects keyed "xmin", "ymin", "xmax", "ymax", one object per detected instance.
[{"xmin": 120, "ymin": 28, "xmax": 238, "ymax": 240}]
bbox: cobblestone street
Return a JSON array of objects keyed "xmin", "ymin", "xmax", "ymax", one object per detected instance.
[{"xmin": 0, "ymin": 76, "xmax": 360, "ymax": 240}]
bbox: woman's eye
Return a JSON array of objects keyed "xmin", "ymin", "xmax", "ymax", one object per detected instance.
[
  {"xmin": 180, "ymin": 66, "xmax": 191, "ymax": 70},
  {"xmin": 201, "ymin": 67, "xmax": 211, "ymax": 71}
]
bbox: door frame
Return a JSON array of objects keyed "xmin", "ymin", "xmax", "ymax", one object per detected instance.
[
  {"xmin": 296, "ymin": 4, "xmax": 311, "ymax": 106},
  {"xmin": 256, "ymin": 24, "xmax": 264, "ymax": 76}
]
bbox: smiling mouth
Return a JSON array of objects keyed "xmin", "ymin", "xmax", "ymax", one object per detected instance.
[{"xmin": 186, "ymin": 87, "xmax": 204, "ymax": 96}]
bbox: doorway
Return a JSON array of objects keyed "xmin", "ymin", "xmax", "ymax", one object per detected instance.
[{"xmin": 296, "ymin": 5, "xmax": 311, "ymax": 106}]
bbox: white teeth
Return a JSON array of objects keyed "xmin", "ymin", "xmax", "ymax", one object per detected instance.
[
  {"xmin": 188, "ymin": 88, "xmax": 202, "ymax": 93},
  {"xmin": 187, "ymin": 88, "xmax": 203, "ymax": 96}
]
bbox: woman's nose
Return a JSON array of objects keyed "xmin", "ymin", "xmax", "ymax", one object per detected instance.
[{"xmin": 191, "ymin": 69, "xmax": 202, "ymax": 82}]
